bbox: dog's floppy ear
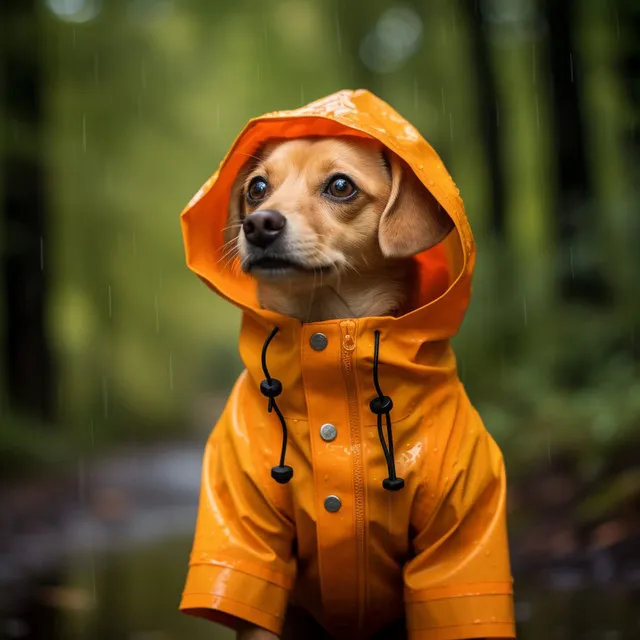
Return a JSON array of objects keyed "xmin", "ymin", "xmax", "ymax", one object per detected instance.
[{"xmin": 378, "ymin": 153, "xmax": 454, "ymax": 258}]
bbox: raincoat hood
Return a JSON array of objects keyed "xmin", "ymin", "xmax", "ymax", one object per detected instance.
[
  {"xmin": 181, "ymin": 88, "xmax": 475, "ymax": 340},
  {"xmin": 180, "ymin": 90, "xmax": 514, "ymax": 640}
]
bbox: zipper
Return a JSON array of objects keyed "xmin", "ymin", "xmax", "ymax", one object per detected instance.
[{"xmin": 340, "ymin": 320, "xmax": 366, "ymax": 634}]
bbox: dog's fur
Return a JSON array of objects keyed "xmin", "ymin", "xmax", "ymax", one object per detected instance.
[
  {"xmin": 227, "ymin": 137, "xmax": 454, "ymax": 639},
  {"xmin": 225, "ymin": 137, "xmax": 453, "ymax": 323}
]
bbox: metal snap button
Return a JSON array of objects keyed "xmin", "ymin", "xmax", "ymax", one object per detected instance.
[
  {"xmin": 310, "ymin": 332, "xmax": 328, "ymax": 351},
  {"xmin": 320, "ymin": 423, "xmax": 337, "ymax": 442},
  {"xmin": 324, "ymin": 495, "xmax": 342, "ymax": 513}
]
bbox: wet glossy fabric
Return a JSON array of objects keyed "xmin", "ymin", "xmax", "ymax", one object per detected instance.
[{"xmin": 179, "ymin": 89, "xmax": 515, "ymax": 639}]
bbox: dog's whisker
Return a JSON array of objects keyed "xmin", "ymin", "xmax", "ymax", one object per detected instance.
[
  {"xmin": 217, "ymin": 243, "xmax": 240, "ymax": 268},
  {"xmin": 235, "ymin": 151, "xmax": 263, "ymax": 164},
  {"xmin": 220, "ymin": 238, "xmax": 238, "ymax": 258},
  {"xmin": 221, "ymin": 222, "xmax": 243, "ymax": 234},
  {"xmin": 219, "ymin": 236, "xmax": 240, "ymax": 254}
]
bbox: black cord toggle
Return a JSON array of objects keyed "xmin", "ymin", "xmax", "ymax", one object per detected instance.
[
  {"xmin": 369, "ymin": 395, "xmax": 393, "ymax": 415},
  {"xmin": 370, "ymin": 330, "xmax": 404, "ymax": 492},
  {"xmin": 260, "ymin": 326, "xmax": 293, "ymax": 484},
  {"xmin": 260, "ymin": 378, "xmax": 283, "ymax": 399}
]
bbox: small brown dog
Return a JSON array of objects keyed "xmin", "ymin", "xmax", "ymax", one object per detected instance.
[
  {"xmin": 181, "ymin": 90, "xmax": 515, "ymax": 640},
  {"xmin": 225, "ymin": 136, "xmax": 453, "ymax": 640},
  {"xmin": 225, "ymin": 137, "xmax": 453, "ymax": 324}
]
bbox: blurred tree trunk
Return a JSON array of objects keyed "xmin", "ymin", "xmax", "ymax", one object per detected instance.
[
  {"xmin": 463, "ymin": 0, "xmax": 505, "ymax": 240},
  {"xmin": 543, "ymin": 0, "xmax": 611, "ymax": 304},
  {"xmin": 0, "ymin": 0, "xmax": 54, "ymax": 422},
  {"xmin": 335, "ymin": 0, "xmax": 379, "ymax": 94}
]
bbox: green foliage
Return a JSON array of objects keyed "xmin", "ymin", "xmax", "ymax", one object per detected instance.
[{"xmin": 1, "ymin": 0, "xmax": 638, "ymax": 526}]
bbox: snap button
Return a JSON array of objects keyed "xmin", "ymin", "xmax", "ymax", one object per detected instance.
[
  {"xmin": 320, "ymin": 423, "xmax": 337, "ymax": 442},
  {"xmin": 310, "ymin": 332, "xmax": 328, "ymax": 351},
  {"xmin": 324, "ymin": 495, "xmax": 342, "ymax": 513}
]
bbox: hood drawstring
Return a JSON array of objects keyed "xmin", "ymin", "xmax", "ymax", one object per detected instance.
[
  {"xmin": 260, "ymin": 327, "xmax": 293, "ymax": 484},
  {"xmin": 260, "ymin": 327, "xmax": 403, "ymax": 491},
  {"xmin": 370, "ymin": 330, "xmax": 405, "ymax": 491}
]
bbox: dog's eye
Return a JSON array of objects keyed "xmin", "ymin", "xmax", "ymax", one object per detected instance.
[
  {"xmin": 247, "ymin": 176, "xmax": 269, "ymax": 203},
  {"xmin": 324, "ymin": 174, "xmax": 357, "ymax": 201}
]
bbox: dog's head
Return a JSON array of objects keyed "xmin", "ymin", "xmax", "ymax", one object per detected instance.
[{"xmin": 225, "ymin": 137, "xmax": 453, "ymax": 288}]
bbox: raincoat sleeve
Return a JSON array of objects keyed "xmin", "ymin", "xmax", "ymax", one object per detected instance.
[
  {"xmin": 404, "ymin": 406, "xmax": 515, "ymax": 640},
  {"xmin": 180, "ymin": 385, "xmax": 296, "ymax": 635}
]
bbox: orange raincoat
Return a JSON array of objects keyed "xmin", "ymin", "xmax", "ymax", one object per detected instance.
[{"xmin": 179, "ymin": 90, "xmax": 515, "ymax": 639}]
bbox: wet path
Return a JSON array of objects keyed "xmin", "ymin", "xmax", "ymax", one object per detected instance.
[{"xmin": 1, "ymin": 443, "xmax": 638, "ymax": 639}]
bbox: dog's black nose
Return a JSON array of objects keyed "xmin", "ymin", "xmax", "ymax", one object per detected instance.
[{"xmin": 243, "ymin": 210, "xmax": 286, "ymax": 248}]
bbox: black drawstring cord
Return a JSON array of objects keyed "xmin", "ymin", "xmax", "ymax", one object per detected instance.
[
  {"xmin": 260, "ymin": 326, "xmax": 293, "ymax": 484},
  {"xmin": 369, "ymin": 330, "xmax": 404, "ymax": 491}
]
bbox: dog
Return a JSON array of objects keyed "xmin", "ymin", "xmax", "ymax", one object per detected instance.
[
  {"xmin": 225, "ymin": 136, "xmax": 453, "ymax": 325},
  {"xmin": 228, "ymin": 136, "xmax": 451, "ymax": 640},
  {"xmin": 179, "ymin": 89, "xmax": 515, "ymax": 640},
  {"xmin": 225, "ymin": 138, "xmax": 460, "ymax": 640}
]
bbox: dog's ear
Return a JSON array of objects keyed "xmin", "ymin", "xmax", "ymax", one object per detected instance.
[{"xmin": 378, "ymin": 153, "xmax": 454, "ymax": 258}]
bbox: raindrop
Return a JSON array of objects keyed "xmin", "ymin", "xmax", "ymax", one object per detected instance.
[
  {"xmin": 141, "ymin": 59, "xmax": 147, "ymax": 89},
  {"xmin": 108, "ymin": 284, "xmax": 112, "ymax": 318},
  {"xmin": 532, "ymin": 42, "xmax": 536, "ymax": 85},
  {"xmin": 154, "ymin": 294, "xmax": 160, "ymax": 333},
  {"xmin": 90, "ymin": 554, "xmax": 97, "ymax": 605},
  {"xmin": 78, "ymin": 457, "xmax": 86, "ymax": 504},
  {"xmin": 449, "ymin": 113, "xmax": 454, "ymax": 142},
  {"xmin": 535, "ymin": 94, "xmax": 540, "ymax": 130},
  {"xmin": 441, "ymin": 87, "xmax": 446, "ymax": 115},
  {"xmin": 335, "ymin": 14, "xmax": 342, "ymax": 56},
  {"xmin": 169, "ymin": 352, "xmax": 174, "ymax": 390},
  {"xmin": 94, "ymin": 54, "xmax": 100, "ymax": 83},
  {"xmin": 102, "ymin": 376, "xmax": 109, "ymax": 417},
  {"xmin": 262, "ymin": 11, "xmax": 269, "ymax": 45},
  {"xmin": 569, "ymin": 52, "xmax": 574, "ymax": 83},
  {"xmin": 569, "ymin": 245, "xmax": 575, "ymax": 278}
]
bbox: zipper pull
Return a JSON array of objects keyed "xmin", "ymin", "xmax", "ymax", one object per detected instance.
[{"xmin": 340, "ymin": 320, "xmax": 356, "ymax": 352}]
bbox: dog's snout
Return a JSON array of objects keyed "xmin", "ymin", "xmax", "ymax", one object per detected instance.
[{"xmin": 243, "ymin": 210, "xmax": 286, "ymax": 248}]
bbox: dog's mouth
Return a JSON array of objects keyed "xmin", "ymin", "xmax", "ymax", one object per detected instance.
[{"xmin": 246, "ymin": 256, "xmax": 333, "ymax": 277}]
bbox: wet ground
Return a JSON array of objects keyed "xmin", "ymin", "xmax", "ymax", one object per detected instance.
[{"xmin": 1, "ymin": 443, "xmax": 639, "ymax": 639}]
